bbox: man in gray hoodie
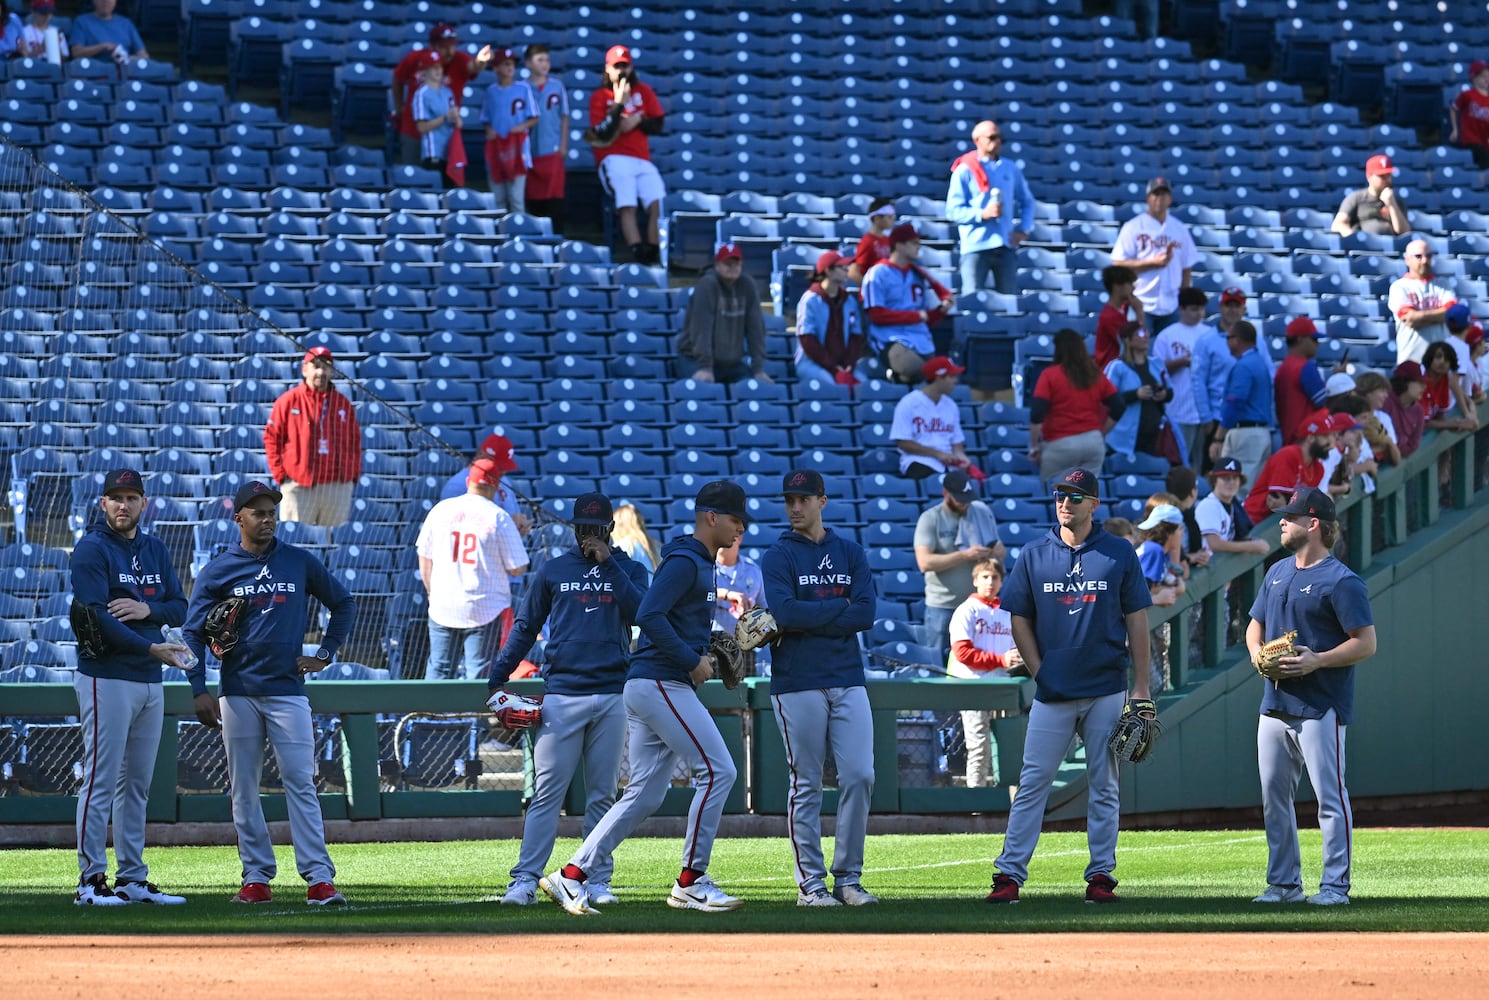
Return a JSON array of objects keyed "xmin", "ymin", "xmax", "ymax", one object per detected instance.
[{"xmin": 678, "ymin": 243, "xmax": 771, "ymax": 384}]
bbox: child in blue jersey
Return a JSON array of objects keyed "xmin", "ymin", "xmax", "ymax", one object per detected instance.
[
  {"xmin": 411, "ymin": 50, "xmax": 459, "ymax": 179},
  {"xmin": 761, "ymin": 469, "xmax": 879, "ymax": 907},
  {"xmin": 987, "ymin": 467, "xmax": 1153, "ymax": 905},
  {"xmin": 481, "ymin": 47, "xmax": 538, "ymax": 213},
  {"xmin": 523, "ymin": 43, "xmax": 569, "ymax": 224},
  {"xmin": 862, "ymin": 222, "xmax": 955, "ymax": 384},
  {"xmin": 1247, "ymin": 488, "xmax": 1375, "ymax": 907},
  {"xmin": 488, "ymin": 493, "xmax": 648, "ymax": 906},
  {"xmin": 182, "ymin": 481, "xmax": 357, "ymax": 907},
  {"xmin": 542, "ymin": 481, "xmax": 749, "ymax": 916}
]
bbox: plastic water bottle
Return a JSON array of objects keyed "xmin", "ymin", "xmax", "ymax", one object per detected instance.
[{"xmin": 161, "ymin": 624, "xmax": 199, "ymax": 670}]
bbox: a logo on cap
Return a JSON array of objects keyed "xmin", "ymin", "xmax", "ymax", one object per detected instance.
[
  {"xmin": 788, "ymin": 472, "xmax": 809, "ymax": 487},
  {"xmin": 580, "ymin": 500, "xmax": 604, "ymax": 517}
]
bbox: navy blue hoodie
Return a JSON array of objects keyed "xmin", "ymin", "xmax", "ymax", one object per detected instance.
[
  {"xmin": 761, "ymin": 527, "xmax": 876, "ymax": 694},
  {"xmin": 70, "ymin": 520, "xmax": 189, "ymax": 682},
  {"xmin": 182, "ymin": 539, "xmax": 356, "ymax": 697},
  {"xmin": 998, "ymin": 523, "xmax": 1152, "ymax": 703},
  {"xmin": 628, "ymin": 535, "xmax": 716, "ymax": 686},
  {"xmin": 490, "ymin": 548, "xmax": 648, "ymax": 695}
]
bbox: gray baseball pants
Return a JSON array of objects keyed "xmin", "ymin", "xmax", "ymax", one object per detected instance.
[
  {"xmin": 74, "ymin": 674, "xmax": 163, "ymax": 883},
  {"xmin": 1258, "ymin": 709, "xmax": 1352, "ymax": 895}
]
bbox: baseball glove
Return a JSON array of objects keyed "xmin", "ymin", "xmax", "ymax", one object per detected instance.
[
  {"xmin": 70, "ymin": 599, "xmax": 106, "ymax": 660},
  {"xmin": 486, "ymin": 689, "xmax": 542, "ymax": 729},
  {"xmin": 203, "ymin": 596, "xmax": 247, "ymax": 659},
  {"xmin": 1254, "ymin": 629, "xmax": 1298, "ymax": 681},
  {"xmin": 1361, "ymin": 414, "xmax": 1392, "ymax": 453},
  {"xmin": 709, "ymin": 630, "xmax": 747, "ymax": 690},
  {"xmin": 735, "ymin": 607, "xmax": 780, "ymax": 652},
  {"xmin": 1107, "ymin": 698, "xmax": 1161, "ymax": 764}
]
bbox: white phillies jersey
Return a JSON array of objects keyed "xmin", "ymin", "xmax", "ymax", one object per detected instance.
[
  {"xmin": 1387, "ymin": 273, "xmax": 1456, "ymax": 365},
  {"xmin": 889, "ymin": 388, "xmax": 964, "ymax": 474},
  {"xmin": 416, "ymin": 493, "xmax": 527, "ymax": 628},
  {"xmin": 947, "ymin": 596, "xmax": 1016, "ymax": 677},
  {"xmin": 1112, "ymin": 211, "xmax": 1199, "ymax": 314},
  {"xmin": 1153, "ymin": 321, "xmax": 1209, "ymax": 424}
]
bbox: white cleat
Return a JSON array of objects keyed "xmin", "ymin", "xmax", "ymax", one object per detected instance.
[
  {"xmin": 833, "ymin": 883, "xmax": 880, "ymax": 906},
  {"xmin": 797, "ymin": 887, "xmax": 843, "ymax": 907},
  {"xmin": 114, "ymin": 880, "xmax": 186, "ymax": 905},
  {"xmin": 1305, "ymin": 889, "xmax": 1351, "ymax": 906},
  {"xmin": 588, "ymin": 881, "xmax": 619, "ymax": 906},
  {"xmin": 540, "ymin": 872, "xmax": 599, "ymax": 916},
  {"xmin": 667, "ymin": 874, "xmax": 743, "ymax": 913},
  {"xmin": 501, "ymin": 881, "xmax": 538, "ymax": 906},
  {"xmin": 1252, "ymin": 885, "xmax": 1305, "ymax": 904},
  {"xmin": 74, "ymin": 875, "xmax": 128, "ymax": 907}
]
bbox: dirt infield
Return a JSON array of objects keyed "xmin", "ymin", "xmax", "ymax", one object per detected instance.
[{"xmin": 16, "ymin": 933, "xmax": 1489, "ymax": 999}]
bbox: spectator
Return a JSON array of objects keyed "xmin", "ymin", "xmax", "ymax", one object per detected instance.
[
  {"xmin": 848, "ymin": 197, "xmax": 897, "ymax": 283},
  {"xmin": 1352, "ymin": 371, "xmax": 1403, "ymax": 468},
  {"xmin": 1389, "ymin": 238, "xmax": 1458, "ymax": 366},
  {"xmin": 263, "ymin": 347, "xmax": 361, "ymax": 531},
  {"xmin": 1320, "ymin": 412, "xmax": 1364, "ymax": 499},
  {"xmin": 521, "ymin": 44, "xmax": 569, "ymax": 226},
  {"xmin": 1468, "ymin": 323, "xmax": 1489, "ymax": 405},
  {"xmin": 862, "ymin": 222, "xmax": 955, "ymax": 383},
  {"xmin": 946, "ymin": 119, "xmax": 1033, "ymax": 296},
  {"xmin": 1195, "ymin": 458, "xmax": 1269, "ymax": 557},
  {"xmin": 1208, "ymin": 320, "xmax": 1274, "ymax": 486},
  {"xmin": 1331, "ymin": 154, "xmax": 1410, "ymax": 237},
  {"xmin": 1421, "ymin": 340, "xmax": 1478, "ymax": 433},
  {"xmin": 13, "ymin": 0, "xmax": 67, "ymax": 62},
  {"xmin": 1205, "ymin": 286, "xmax": 1275, "ymax": 367},
  {"xmin": 794, "ymin": 249, "xmax": 867, "ymax": 388},
  {"xmin": 1103, "ymin": 322, "xmax": 1175, "ymax": 464},
  {"xmin": 914, "ymin": 469, "xmax": 1005, "ymax": 670},
  {"xmin": 1029, "ymin": 328, "xmax": 1120, "ymax": 482},
  {"xmin": 1275, "ymin": 317, "xmax": 1329, "ymax": 445},
  {"xmin": 947, "ymin": 557, "xmax": 1022, "ymax": 789},
  {"xmin": 481, "ymin": 47, "xmax": 538, "ymax": 213},
  {"xmin": 1382, "ymin": 361, "xmax": 1428, "ymax": 460},
  {"xmin": 712, "ymin": 535, "xmax": 764, "ymax": 636},
  {"xmin": 891, "ymin": 356, "xmax": 969, "ymax": 480},
  {"xmin": 1154, "ymin": 286, "xmax": 1212, "ymax": 466},
  {"xmin": 1444, "ymin": 304, "xmax": 1485, "ymax": 405},
  {"xmin": 69, "ymin": 0, "xmax": 146, "ymax": 62},
  {"xmin": 611, "ymin": 502, "xmax": 661, "ymax": 578},
  {"xmin": 1111, "ymin": 176, "xmax": 1198, "ymax": 333},
  {"xmin": 1449, "ymin": 60, "xmax": 1489, "ymax": 168},
  {"xmin": 0, "ymin": 12, "xmax": 21, "ymax": 58},
  {"xmin": 438, "ymin": 434, "xmax": 530, "ymax": 534},
  {"xmin": 1093, "ymin": 264, "xmax": 1145, "ymax": 370},
  {"xmin": 1103, "ymin": 516, "xmax": 1135, "ymax": 543},
  {"xmin": 1165, "ymin": 465, "xmax": 1213, "ymax": 570},
  {"xmin": 416, "ymin": 457, "xmax": 529, "ymax": 681},
  {"xmin": 1323, "ymin": 371, "xmax": 1359, "ymax": 410},
  {"xmin": 677, "ymin": 243, "xmax": 769, "ymax": 384},
  {"xmin": 410, "ymin": 50, "xmax": 462, "ymax": 188},
  {"xmin": 1134, "ymin": 503, "xmax": 1186, "ymax": 693},
  {"xmin": 1243, "ymin": 410, "xmax": 1335, "ymax": 524},
  {"xmin": 391, "ymin": 25, "xmax": 492, "ymax": 166},
  {"xmin": 588, "ymin": 44, "xmax": 665, "ymax": 265}
]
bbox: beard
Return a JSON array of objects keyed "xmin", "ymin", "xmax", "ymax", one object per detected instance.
[
  {"xmin": 1281, "ymin": 528, "xmax": 1308, "ymax": 553},
  {"xmin": 1306, "ymin": 439, "xmax": 1331, "ymax": 462}
]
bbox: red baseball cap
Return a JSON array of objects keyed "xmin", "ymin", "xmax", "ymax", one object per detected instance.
[
  {"xmin": 1466, "ymin": 323, "xmax": 1485, "ymax": 347},
  {"xmin": 1392, "ymin": 360, "xmax": 1426, "ymax": 383},
  {"xmin": 1295, "ymin": 409, "xmax": 1334, "ymax": 439},
  {"xmin": 1220, "ymin": 286, "xmax": 1247, "ymax": 305},
  {"xmin": 1328, "ymin": 412, "xmax": 1360, "ymax": 433},
  {"xmin": 889, "ymin": 221, "xmax": 921, "ymax": 246},
  {"xmin": 303, "ymin": 345, "xmax": 334, "ymax": 364},
  {"xmin": 921, "ymin": 356, "xmax": 965, "ymax": 380},
  {"xmin": 715, "ymin": 242, "xmax": 742, "ymax": 262},
  {"xmin": 478, "ymin": 433, "xmax": 519, "ymax": 473},
  {"xmin": 492, "ymin": 47, "xmax": 519, "ymax": 63},
  {"xmin": 606, "ymin": 44, "xmax": 633, "ymax": 66},
  {"xmin": 467, "ymin": 457, "xmax": 505, "ymax": 486},
  {"xmin": 814, "ymin": 250, "xmax": 852, "ymax": 275},
  {"xmin": 413, "ymin": 48, "xmax": 441, "ymax": 71},
  {"xmin": 429, "ymin": 22, "xmax": 457, "ymax": 43},
  {"xmin": 1365, "ymin": 154, "xmax": 1397, "ymax": 177},
  {"xmin": 1470, "ymin": 60, "xmax": 1488, "ymax": 78},
  {"xmin": 1285, "ymin": 316, "xmax": 1321, "ymax": 339}
]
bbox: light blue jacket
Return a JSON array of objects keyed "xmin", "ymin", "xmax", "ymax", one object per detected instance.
[{"xmin": 946, "ymin": 154, "xmax": 1035, "ymax": 255}]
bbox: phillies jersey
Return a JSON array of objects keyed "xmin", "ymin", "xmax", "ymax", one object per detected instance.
[
  {"xmin": 393, "ymin": 48, "xmax": 480, "ymax": 139},
  {"xmin": 948, "ymin": 595, "xmax": 1016, "ymax": 677},
  {"xmin": 528, "ymin": 76, "xmax": 569, "ymax": 158},
  {"xmin": 1387, "ymin": 273, "xmax": 1457, "ymax": 365},
  {"xmin": 588, "ymin": 79, "xmax": 662, "ymax": 163},
  {"xmin": 1112, "ymin": 212, "xmax": 1199, "ymax": 314},
  {"xmin": 889, "ymin": 388, "xmax": 964, "ymax": 474},
  {"xmin": 416, "ymin": 493, "xmax": 527, "ymax": 628},
  {"xmin": 862, "ymin": 260, "xmax": 936, "ymax": 354},
  {"xmin": 481, "ymin": 80, "xmax": 538, "ymax": 165}
]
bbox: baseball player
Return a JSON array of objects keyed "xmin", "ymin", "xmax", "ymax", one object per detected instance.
[
  {"xmin": 488, "ymin": 493, "xmax": 648, "ymax": 906},
  {"xmin": 761, "ymin": 469, "xmax": 878, "ymax": 907},
  {"xmin": 948, "ymin": 558, "xmax": 1023, "ymax": 790},
  {"xmin": 986, "ymin": 468, "xmax": 1153, "ymax": 904},
  {"xmin": 541, "ymin": 481, "xmax": 749, "ymax": 916},
  {"xmin": 69, "ymin": 468, "xmax": 190, "ymax": 906},
  {"xmin": 1247, "ymin": 488, "xmax": 1376, "ymax": 906},
  {"xmin": 182, "ymin": 481, "xmax": 358, "ymax": 907}
]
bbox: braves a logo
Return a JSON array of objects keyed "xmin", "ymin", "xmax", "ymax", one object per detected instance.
[
  {"xmin": 788, "ymin": 472, "xmax": 811, "ymax": 488},
  {"xmin": 1067, "ymin": 561, "xmax": 1082, "ymax": 579},
  {"xmin": 131, "ymin": 555, "xmax": 142, "ymax": 573},
  {"xmin": 817, "ymin": 554, "xmax": 834, "ymax": 571},
  {"xmin": 1298, "ymin": 584, "xmax": 1313, "ymax": 595},
  {"xmin": 585, "ymin": 565, "xmax": 602, "ymax": 579},
  {"xmin": 255, "ymin": 565, "xmax": 273, "ymax": 582}
]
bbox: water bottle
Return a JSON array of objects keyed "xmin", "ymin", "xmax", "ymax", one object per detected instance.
[
  {"xmin": 161, "ymin": 624, "xmax": 199, "ymax": 670},
  {"xmin": 988, "ymin": 186, "xmax": 1002, "ymax": 217}
]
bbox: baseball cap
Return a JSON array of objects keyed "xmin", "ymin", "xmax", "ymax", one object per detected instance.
[
  {"xmin": 1472, "ymin": 60, "xmax": 1489, "ymax": 78},
  {"xmin": 477, "ymin": 433, "xmax": 519, "ymax": 473},
  {"xmin": 1295, "ymin": 409, "xmax": 1334, "ymax": 439},
  {"xmin": 715, "ymin": 242, "xmax": 742, "ymax": 262},
  {"xmin": 233, "ymin": 480, "xmax": 282, "ymax": 511},
  {"xmin": 1285, "ymin": 316, "xmax": 1321, "ymax": 339},
  {"xmin": 1146, "ymin": 176, "xmax": 1172, "ymax": 195},
  {"xmin": 695, "ymin": 480, "xmax": 749, "ymax": 524},
  {"xmin": 1056, "ymin": 467, "xmax": 1099, "ymax": 498},
  {"xmin": 1365, "ymin": 153, "xmax": 1397, "ymax": 177},
  {"xmin": 1220, "ymin": 286, "xmax": 1247, "ymax": 305},
  {"xmin": 1274, "ymin": 486, "xmax": 1337, "ymax": 522},
  {"xmin": 813, "ymin": 249, "xmax": 852, "ymax": 276},
  {"xmin": 1136, "ymin": 503, "xmax": 1184, "ymax": 531},
  {"xmin": 31, "ymin": 0, "xmax": 55, "ymax": 11},
  {"xmin": 888, "ymin": 221, "xmax": 921, "ymax": 246},
  {"xmin": 1466, "ymin": 323, "xmax": 1485, "ymax": 347},
  {"xmin": 942, "ymin": 468, "xmax": 976, "ymax": 503},
  {"xmin": 605, "ymin": 44, "xmax": 633, "ymax": 66},
  {"xmin": 921, "ymin": 356, "xmax": 965, "ymax": 380},
  {"xmin": 571, "ymin": 492, "xmax": 615, "ymax": 525},
  {"xmin": 102, "ymin": 468, "xmax": 145, "ymax": 496},
  {"xmin": 492, "ymin": 47, "xmax": 518, "ymax": 63},
  {"xmin": 1328, "ymin": 412, "xmax": 1360, "ymax": 433},
  {"xmin": 429, "ymin": 22, "xmax": 457, "ymax": 42},
  {"xmin": 1445, "ymin": 302, "xmax": 1471, "ymax": 331},
  {"xmin": 1392, "ymin": 360, "xmax": 1427, "ymax": 383},
  {"xmin": 1324, "ymin": 372, "xmax": 1357, "ymax": 396},
  {"xmin": 1210, "ymin": 456, "xmax": 1246, "ymax": 482},
  {"xmin": 780, "ymin": 469, "xmax": 826, "ymax": 497},
  {"xmin": 303, "ymin": 345, "xmax": 334, "ymax": 364},
  {"xmin": 468, "ymin": 457, "xmax": 504, "ymax": 486}
]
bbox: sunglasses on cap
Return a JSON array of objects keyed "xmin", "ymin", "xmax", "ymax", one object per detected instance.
[{"xmin": 1052, "ymin": 490, "xmax": 1092, "ymax": 505}]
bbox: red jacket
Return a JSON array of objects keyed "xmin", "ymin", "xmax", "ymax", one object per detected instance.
[{"xmin": 263, "ymin": 383, "xmax": 362, "ymax": 487}]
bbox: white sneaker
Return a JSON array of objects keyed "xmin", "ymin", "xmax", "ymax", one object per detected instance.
[
  {"xmin": 833, "ymin": 883, "xmax": 880, "ymax": 906},
  {"xmin": 667, "ymin": 874, "xmax": 743, "ymax": 912},
  {"xmin": 74, "ymin": 874, "xmax": 128, "ymax": 907},
  {"xmin": 1252, "ymin": 885, "xmax": 1304, "ymax": 904},
  {"xmin": 501, "ymin": 881, "xmax": 538, "ymax": 906},
  {"xmin": 589, "ymin": 881, "xmax": 619, "ymax": 906},
  {"xmin": 114, "ymin": 880, "xmax": 186, "ymax": 905},
  {"xmin": 797, "ymin": 887, "xmax": 843, "ymax": 907},
  {"xmin": 540, "ymin": 871, "xmax": 598, "ymax": 916},
  {"xmin": 1306, "ymin": 888, "xmax": 1351, "ymax": 906}
]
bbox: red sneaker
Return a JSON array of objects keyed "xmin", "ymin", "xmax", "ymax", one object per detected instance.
[
  {"xmin": 985, "ymin": 874, "xmax": 1021, "ymax": 904},
  {"xmin": 1085, "ymin": 874, "xmax": 1119, "ymax": 904},
  {"xmin": 307, "ymin": 882, "xmax": 347, "ymax": 906},
  {"xmin": 233, "ymin": 882, "xmax": 272, "ymax": 905}
]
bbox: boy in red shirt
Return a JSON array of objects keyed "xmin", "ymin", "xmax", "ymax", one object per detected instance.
[
  {"xmin": 1450, "ymin": 60, "xmax": 1489, "ymax": 168},
  {"xmin": 1093, "ymin": 264, "xmax": 1145, "ymax": 369}
]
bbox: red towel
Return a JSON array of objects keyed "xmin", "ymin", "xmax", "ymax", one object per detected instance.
[{"xmin": 446, "ymin": 127, "xmax": 467, "ymax": 187}]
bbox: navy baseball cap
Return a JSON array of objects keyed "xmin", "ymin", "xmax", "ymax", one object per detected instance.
[
  {"xmin": 233, "ymin": 480, "xmax": 283, "ymax": 511},
  {"xmin": 1275, "ymin": 487, "xmax": 1336, "ymax": 522},
  {"xmin": 780, "ymin": 469, "xmax": 826, "ymax": 497},
  {"xmin": 695, "ymin": 480, "xmax": 749, "ymax": 524},
  {"xmin": 102, "ymin": 468, "xmax": 145, "ymax": 496},
  {"xmin": 1056, "ymin": 467, "xmax": 1100, "ymax": 497},
  {"xmin": 1210, "ymin": 457, "xmax": 1246, "ymax": 482},
  {"xmin": 572, "ymin": 492, "xmax": 614, "ymax": 525},
  {"xmin": 942, "ymin": 468, "xmax": 976, "ymax": 503}
]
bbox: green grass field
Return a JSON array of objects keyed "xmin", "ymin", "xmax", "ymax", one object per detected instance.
[{"xmin": 7, "ymin": 829, "xmax": 1488, "ymax": 934}]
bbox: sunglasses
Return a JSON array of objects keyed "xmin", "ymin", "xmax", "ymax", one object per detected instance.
[{"xmin": 1052, "ymin": 490, "xmax": 1092, "ymax": 505}]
